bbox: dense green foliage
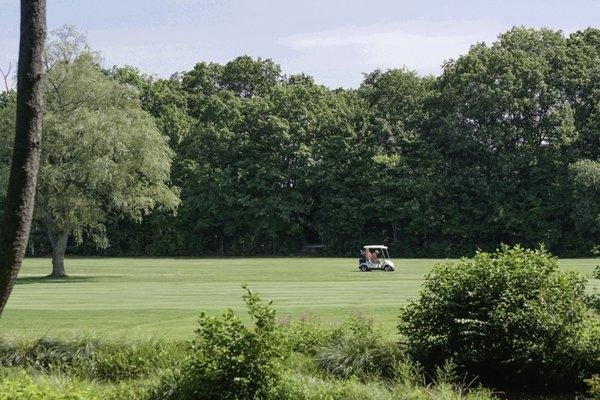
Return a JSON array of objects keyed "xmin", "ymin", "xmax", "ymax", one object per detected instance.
[
  {"xmin": 398, "ymin": 245, "xmax": 600, "ymax": 390},
  {"xmin": 1, "ymin": 26, "xmax": 600, "ymax": 257}
]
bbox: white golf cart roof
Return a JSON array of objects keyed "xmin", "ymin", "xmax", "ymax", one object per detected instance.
[{"xmin": 364, "ymin": 245, "xmax": 388, "ymax": 249}]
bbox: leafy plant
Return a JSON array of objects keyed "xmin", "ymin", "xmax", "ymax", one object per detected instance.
[
  {"xmin": 398, "ymin": 245, "xmax": 600, "ymax": 390},
  {"xmin": 153, "ymin": 284, "xmax": 284, "ymax": 400}
]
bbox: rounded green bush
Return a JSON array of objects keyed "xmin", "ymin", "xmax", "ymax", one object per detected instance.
[{"xmin": 398, "ymin": 245, "xmax": 600, "ymax": 390}]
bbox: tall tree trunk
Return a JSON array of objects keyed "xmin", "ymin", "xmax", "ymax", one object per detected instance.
[
  {"xmin": 0, "ymin": 0, "xmax": 46, "ymax": 315},
  {"xmin": 47, "ymin": 227, "xmax": 68, "ymax": 278}
]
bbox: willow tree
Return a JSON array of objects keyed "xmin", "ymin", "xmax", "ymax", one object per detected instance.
[
  {"xmin": 1, "ymin": 27, "xmax": 180, "ymax": 277},
  {"xmin": 0, "ymin": 0, "xmax": 46, "ymax": 313}
]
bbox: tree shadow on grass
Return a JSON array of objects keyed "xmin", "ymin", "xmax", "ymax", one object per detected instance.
[{"xmin": 15, "ymin": 276, "xmax": 106, "ymax": 285}]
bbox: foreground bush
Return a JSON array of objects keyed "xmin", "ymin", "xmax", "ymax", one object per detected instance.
[
  {"xmin": 399, "ymin": 245, "xmax": 600, "ymax": 390},
  {"xmin": 153, "ymin": 284, "xmax": 283, "ymax": 400}
]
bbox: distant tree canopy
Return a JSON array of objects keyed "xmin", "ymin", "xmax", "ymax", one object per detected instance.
[{"xmin": 1, "ymin": 26, "xmax": 600, "ymax": 258}]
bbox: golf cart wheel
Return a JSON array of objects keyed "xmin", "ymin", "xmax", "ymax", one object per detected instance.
[
  {"xmin": 359, "ymin": 265, "xmax": 368, "ymax": 272},
  {"xmin": 383, "ymin": 265, "xmax": 393, "ymax": 272}
]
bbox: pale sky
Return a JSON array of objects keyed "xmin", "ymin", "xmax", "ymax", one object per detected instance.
[{"xmin": 1, "ymin": 0, "xmax": 600, "ymax": 88}]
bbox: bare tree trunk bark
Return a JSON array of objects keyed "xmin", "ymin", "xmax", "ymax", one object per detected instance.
[
  {"xmin": 47, "ymin": 227, "xmax": 68, "ymax": 278},
  {"xmin": 0, "ymin": 0, "xmax": 46, "ymax": 315}
]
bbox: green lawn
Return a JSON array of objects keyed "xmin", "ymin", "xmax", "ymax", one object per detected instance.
[{"xmin": 2, "ymin": 257, "xmax": 598, "ymax": 339}]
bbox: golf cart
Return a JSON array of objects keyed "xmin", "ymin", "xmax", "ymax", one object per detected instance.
[{"xmin": 359, "ymin": 245, "xmax": 395, "ymax": 272}]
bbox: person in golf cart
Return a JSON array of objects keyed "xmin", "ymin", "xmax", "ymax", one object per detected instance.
[
  {"xmin": 358, "ymin": 245, "xmax": 395, "ymax": 272},
  {"xmin": 359, "ymin": 250, "xmax": 367, "ymax": 263},
  {"xmin": 371, "ymin": 250, "xmax": 380, "ymax": 264},
  {"xmin": 362, "ymin": 248, "xmax": 380, "ymax": 264}
]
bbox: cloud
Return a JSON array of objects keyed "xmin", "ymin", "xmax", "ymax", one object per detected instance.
[
  {"xmin": 62, "ymin": 18, "xmax": 516, "ymax": 89},
  {"xmin": 278, "ymin": 19, "xmax": 510, "ymax": 81},
  {"xmin": 0, "ymin": 17, "xmax": 527, "ymax": 90}
]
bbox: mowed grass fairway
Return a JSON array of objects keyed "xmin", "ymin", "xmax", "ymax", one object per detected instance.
[{"xmin": 2, "ymin": 257, "xmax": 599, "ymax": 339}]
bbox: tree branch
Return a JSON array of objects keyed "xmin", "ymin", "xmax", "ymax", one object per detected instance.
[{"xmin": 0, "ymin": 62, "xmax": 14, "ymax": 92}]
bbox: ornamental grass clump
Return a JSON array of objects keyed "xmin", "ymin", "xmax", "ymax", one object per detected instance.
[{"xmin": 315, "ymin": 315, "xmax": 402, "ymax": 380}]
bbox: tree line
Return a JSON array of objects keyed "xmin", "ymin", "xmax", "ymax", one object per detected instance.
[{"xmin": 1, "ymin": 26, "xmax": 600, "ymax": 269}]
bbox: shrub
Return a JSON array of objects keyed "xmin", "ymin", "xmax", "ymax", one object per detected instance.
[
  {"xmin": 153, "ymin": 284, "xmax": 284, "ymax": 400},
  {"xmin": 315, "ymin": 314, "xmax": 403, "ymax": 380},
  {"xmin": 398, "ymin": 245, "xmax": 600, "ymax": 390}
]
